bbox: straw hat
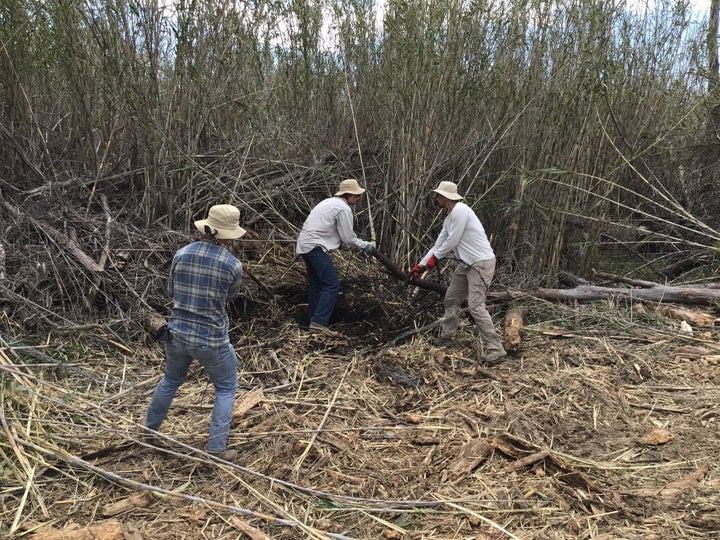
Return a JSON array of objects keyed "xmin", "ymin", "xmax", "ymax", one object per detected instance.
[
  {"xmin": 334, "ymin": 179, "xmax": 366, "ymax": 196},
  {"xmin": 433, "ymin": 181, "xmax": 464, "ymax": 201},
  {"xmin": 194, "ymin": 204, "xmax": 247, "ymax": 239}
]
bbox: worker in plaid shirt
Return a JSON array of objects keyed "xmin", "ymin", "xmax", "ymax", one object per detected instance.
[{"xmin": 144, "ymin": 204, "xmax": 246, "ymax": 461}]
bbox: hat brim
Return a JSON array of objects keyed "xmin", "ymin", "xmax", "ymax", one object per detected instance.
[
  {"xmin": 433, "ymin": 189, "xmax": 463, "ymax": 200},
  {"xmin": 194, "ymin": 219, "xmax": 247, "ymax": 240},
  {"xmin": 335, "ymin": 187, "xmax": 366, "ymax": 196}
]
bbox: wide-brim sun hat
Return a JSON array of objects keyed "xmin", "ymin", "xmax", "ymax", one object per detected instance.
[
  {"xmin": 194, "ymin": 204, "xmax": 247, "ymax": 239},
  {"xmin": 433, "ymin": 181, "xmax": 464, "ymax": 200},
  {"xmin": 335, "ymin": 178, "xmax": 366, "ymax": 196}
]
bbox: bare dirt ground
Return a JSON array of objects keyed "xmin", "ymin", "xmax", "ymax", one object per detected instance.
[{"xmin": 3, "ymin": 242, "xmax": 720, "ymax": 540}]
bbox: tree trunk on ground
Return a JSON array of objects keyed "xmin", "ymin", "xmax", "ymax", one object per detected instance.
[
  {"xmin": 372, "ymin": 252, "xmax": 720, "ymax": 307},
  {"xmin": 487, "ymin": 284, "xmax": 720, "ymax": 306}
]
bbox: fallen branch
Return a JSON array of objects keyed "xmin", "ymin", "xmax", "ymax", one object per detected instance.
[
  {"xmin": 4, "ymin": 201, "xmax": 104, "ymax": 273},
  {"xmin": 504, "ymin": 448, "xmax": 551, "ymax": 473},
  {"xmin": 370, "ymin": 250, "xmax": 446, "ymax": 294},
  {"xmin": 486, "ymin": 283, "xmax": 720, "ymax": 306},
  {"xmin": 372, "ymin": 252, "xmax": 720, "ymax": 307}
]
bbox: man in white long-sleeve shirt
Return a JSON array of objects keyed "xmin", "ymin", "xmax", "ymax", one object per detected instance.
[
  {"xmin": 296, "ymin": 179, "xmax": 374, "ymax": 330},
  {"xmin": 409, "ymin": 181, "xmax": 507, "ymax": 366}
]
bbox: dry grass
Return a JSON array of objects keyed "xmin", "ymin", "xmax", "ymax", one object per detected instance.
[
  {"xmin": 1, "ymin": 163, "xmax": 718, "ymax": 539},
  {"xmin": 2, "ymin": 266, "xmax": 720, "ymax": 539}
]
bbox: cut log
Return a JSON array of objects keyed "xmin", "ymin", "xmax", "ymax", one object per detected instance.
[{"xmin": 503, "ymin": 308, "xmax": 524, "ymax": 353}]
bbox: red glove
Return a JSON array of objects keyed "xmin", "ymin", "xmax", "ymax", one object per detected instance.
[
  {"xmin": 425, "ymin": 255, "xmax": 438, "ymax": 269},
  {"xmin": 409, "ymin": 264, "xmax": 424, "ymax": 281}
]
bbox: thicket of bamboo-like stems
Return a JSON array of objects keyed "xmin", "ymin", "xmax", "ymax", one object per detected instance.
[
  {"xmin": 4, "ymin": 4, "xmax": 720, "ymax": 538},
  {"xmin": 1, "ymin": 0, "xmax": 720, "ymax": 282}
]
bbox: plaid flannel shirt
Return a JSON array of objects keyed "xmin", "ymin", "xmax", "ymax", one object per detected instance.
[{"xmin": 167, "ymin": 240, "xmax": 243, "ymax": 347}]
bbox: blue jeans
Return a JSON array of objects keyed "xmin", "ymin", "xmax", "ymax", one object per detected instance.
[
  {"xmin": 301, "ymin": 247, "xmax": 340, "ymax": 326},
  {"xmin": 145, "ymin": 337, "xmax": 238, "ymax": 452}
]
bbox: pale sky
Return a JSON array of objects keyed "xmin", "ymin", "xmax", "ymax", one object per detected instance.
[
  {"xmin": 629, "ymin": 0, "xmax": 711, "ymax": 17},
  {"xmin": 688, "ymin": 0, "xmax": 710, "ymax": 12},
  {"xmin": 690, "ymin": 0, "xmax": 711, "ymax": 18}
]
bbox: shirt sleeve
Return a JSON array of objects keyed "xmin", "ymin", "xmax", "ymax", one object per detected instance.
[
  {"xmin": 226, "ymin": 261, "xmax": 243, "ymax": 302},
  {"xmin": 420, "ymin": 208, "xmax": 468, "ymax": 264},
  {"xmin": 167, "ymin": 258, "xmax": 177, "ymax": 298},
  {"xmin": 336, "ymin": 206, "xmax": 369, "ymax": 250},
  {"xmin": 420, "ymin": 227, "xmax": 448, "ymax": 265}
]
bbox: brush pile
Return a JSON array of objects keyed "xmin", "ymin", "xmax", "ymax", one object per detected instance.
[{"xmin": 1, "ymin": 182, "xmax": 719, "ymax": 540}]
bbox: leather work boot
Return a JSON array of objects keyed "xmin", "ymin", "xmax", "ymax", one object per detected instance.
[
  {"xmin": 141, "ymin": 430, "xmax": 164, "ymax": 447},
  {"xmin": 209, "ymin": 449, "xmax": 238, "ymax": 461},
  {"xmin": 309, "ymin": 321, "xmax": 335, "ymax": 335},
  {"xmin": 309, "ymin": 321, "xmax": 328, "ymax": 330},
  {"xmin": 482, "ymin": 349, "xmax": 507, "ymax": 367}
]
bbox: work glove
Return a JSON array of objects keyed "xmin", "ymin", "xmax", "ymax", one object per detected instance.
[
  {"xmin": 425, "ymin": 255, "xmax": 438, "ymax": 269},
  {"xmin": 409, "ymin": 264, "xmax": 424, "ymax": 281},
  {"xmin": 363, "ymin": 241, "xmax": 375, "ymax": 254}
]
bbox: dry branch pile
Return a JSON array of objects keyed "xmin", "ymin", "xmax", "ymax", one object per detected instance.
[
  {"xmin": 2, "ymin": 185, "xmax": 720, "ymax": 540},
  {"xmin": 3, "ymin": 295, "xmax": 720, "ymax": 540}
]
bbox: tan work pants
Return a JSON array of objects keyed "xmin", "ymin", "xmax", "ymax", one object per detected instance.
[{"xmin": 440, "ymin": 258, "xmax": 504, "ymax": 353}]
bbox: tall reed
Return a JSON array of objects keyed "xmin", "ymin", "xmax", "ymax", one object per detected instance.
[{"xmin": 0, "ymin": 0, "xmax": 717, "ymax": 280}]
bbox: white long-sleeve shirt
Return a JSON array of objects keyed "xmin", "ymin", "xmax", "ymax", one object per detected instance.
[
  {"xmin": 296, "ymin": 197, "xmax": 371, "ymax": 255},
  {"xmin": 420, "ymin": 202, "xmax": 494, "ymax": 266}
]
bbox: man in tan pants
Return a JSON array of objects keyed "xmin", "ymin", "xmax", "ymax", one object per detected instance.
[{"xmin": 409, "ymin": 181, "xmax": 507, "ymax": 366}]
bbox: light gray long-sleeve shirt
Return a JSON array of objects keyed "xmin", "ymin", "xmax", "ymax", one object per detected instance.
[
  {"xmin": 420, "ymin": 202, "xmax": 494, "ymax": 265},
  {"xmin": 296, "ymin": 196, "xmax": 371, "ymax": 255}
]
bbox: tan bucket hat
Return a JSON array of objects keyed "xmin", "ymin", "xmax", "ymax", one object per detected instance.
[
  {"xmin": 433, "ymin": 181, "xmax": 464, "ymax": 201},
  {"xmin": 194, "ymin": 204, "xmax": 247, "ymax": 239},
  {"xmin": 334, "ymin": 179, "xmax": 366, "ymax": 196}
]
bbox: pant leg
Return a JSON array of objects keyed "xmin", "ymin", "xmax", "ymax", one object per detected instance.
[
  {"xmin": 145, "ymin": 339, "xmax": 194, "ymax": 431},
  {"xmin": 196, "ymin": 342, "xmax": 238, "ymax": 452},
  {"xmin": 302, "ymin": 252, "xmax": 321, "ymax": 322},
  {"xmin": 441, "ymin": 266, "xmax": 469, "ymax": 337},
  {"xmin": 467, "ymin": 258, "xmax": 504, "ymax": 353},
  {"xmin": 302, "ymin": 248, "xmax": 339, "ymax": 326}
]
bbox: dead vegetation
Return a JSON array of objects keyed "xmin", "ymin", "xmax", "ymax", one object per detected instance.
[
  {"xmin": 3, "ymin": 2, "xmax": 720, "ymax": 537},
  {"xmin": 2, "ymin": 191, "xmax": 720, "ymax": 540}
]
